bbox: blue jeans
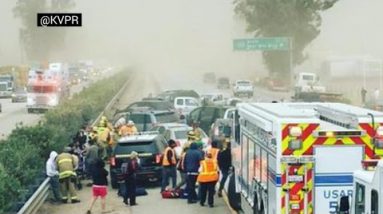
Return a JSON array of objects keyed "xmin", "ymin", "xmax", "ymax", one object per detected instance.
[
  {"xmin": 161, "ymin": 166, "xmax": 177, "ymax": 191},
  {"xmin": 49, "ymin": 175, "xmax": 61, "ymax": 201}
]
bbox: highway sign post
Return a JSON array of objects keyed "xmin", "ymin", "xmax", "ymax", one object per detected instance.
[
  {"xmin": 233, "ymin": 37, "xmax": 290, "ymax": 51},
  {"xmin": 233, "ymin": 37, "xmax": 293, "ymax": 83}
]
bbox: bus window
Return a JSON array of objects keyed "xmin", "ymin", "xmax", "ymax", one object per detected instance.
[
  {"xmin": 254, "ymin": 144, "xmax": 261, "ymax": 181},
  {"xmin": 261, "ymin": 148, "xmax": 268, "ymax": 185},
  {"xmin": 234, "ymin": 111, "xmax": 240, "ymax": 143},
  {"xmin": 248, "ymin": 138, "xmax": 255, "ymax": 201},
  {"xmin": 241, "ymin": 134, "xmax": 249, "ymax": 196}
]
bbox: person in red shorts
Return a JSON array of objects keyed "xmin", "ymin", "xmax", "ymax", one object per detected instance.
[{"xmin": 87, "ymin": 158, "xmax": 108, "ymax": 214}]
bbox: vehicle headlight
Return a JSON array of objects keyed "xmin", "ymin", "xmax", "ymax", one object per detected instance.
[{"xmin": 48, "ymin": 97, "xmax": 58, "ymax": 106}]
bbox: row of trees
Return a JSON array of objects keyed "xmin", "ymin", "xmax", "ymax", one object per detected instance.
[
  {"xmin": 0, "ymin": 69, "xmax": 129, "ymax": 212},
  {"xmin": 13, "ymin": 0, "xmax": 75, "ymax": 61}
]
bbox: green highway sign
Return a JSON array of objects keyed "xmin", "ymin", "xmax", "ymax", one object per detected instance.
[{"xmin": 233, "ymin": 37, "xmax": 290, "ymax": 51}]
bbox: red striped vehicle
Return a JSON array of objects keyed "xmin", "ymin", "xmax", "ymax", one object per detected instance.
[{"xmin": 227, "ymin": 102, "xmax": 383, "ymax": 214}]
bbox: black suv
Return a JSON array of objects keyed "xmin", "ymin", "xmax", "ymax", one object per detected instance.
[{"xmin": 109, "ymin": 132, "xmax": 167, "ymax": 188}]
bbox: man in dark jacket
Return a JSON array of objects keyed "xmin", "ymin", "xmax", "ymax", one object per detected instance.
[
  {"xmin": 217, "ymin": 141, "xmax": 232, "ymax": 197},
  {"xmin": 183, "ymin": 142, "xmax": 203, "ymax": 204}
]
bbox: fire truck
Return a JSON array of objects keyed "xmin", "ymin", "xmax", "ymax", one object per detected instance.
[
  {"xmin": 26, "ymin": 69, "xmax": 64, "ymax": 113},
  {"xmin": 228, "ymin": 102, "xmax": 383, "ymax": 214}
]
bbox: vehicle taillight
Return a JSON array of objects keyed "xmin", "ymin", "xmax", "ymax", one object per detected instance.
[
  {"xmin": 110, "ymin": 156, "xmax": 116, "ymax": 166},
  {"xmin": 155, "ymin": 154, "xmax": 162, "ymax": 164}
]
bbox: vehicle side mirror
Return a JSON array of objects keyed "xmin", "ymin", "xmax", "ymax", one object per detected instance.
[{"xmin": 338, "ymin": 196, "xmax": 350, "ymax": 213}]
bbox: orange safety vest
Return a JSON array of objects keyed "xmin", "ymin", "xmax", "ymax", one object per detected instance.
[
  {"xmin": 119, "ymin": 125, "xmax": 138, "ymax": 136},
  {"xmin": 197, "ymin": 158, "xmax": 219, "ymax": 183},
  {"xmin": 162, "ymin": 147, "xmax": 176, "ymax": 166},
  {"xmin": 208, "ymin": 148, "xmax": 219, "ymax": 160}
]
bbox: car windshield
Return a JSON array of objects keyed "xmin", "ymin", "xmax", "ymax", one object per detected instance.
[
  {"xmin": 155, "ymin": 112, "xmax": 179, "ymax": 123},
  {"xmin": 302, "ymin": 75, "xmax": 314, "ymax": 81},
  {"xmin": 237, "ymin": 81, "xmax": 251, "ymax": 85},
  {"xmin": 0, "ymin": 84, "xmax": 7, "ymax": 91},
  {"xmin": 115, "ymin": 141, "xmax": 158, "ymax": 154},
  {"xmin": 219, "ymin": 78, "xmax": 229, "ymax": 83},
  {"xmin": 129, "ymin": 114, "xmax": 151, "ymax": 124},
  {"xmin": 174, "ymin": 129, "xmax": 207, "ymax": 139},
  {"xmin": 128, "ymin": 101, "xmax": 172, "ymax": 110},
  {"xmin": 27, "ymin": 85, "xmax": 57, "ymax": 93},
  {"xmin": 174, "ymin": 130, "xmax": 189, "ymax": 139}
]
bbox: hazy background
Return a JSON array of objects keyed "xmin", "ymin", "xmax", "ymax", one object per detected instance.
[{"xmin": 1, "ymin": 0, "xmax": 383, "ymax": 79}]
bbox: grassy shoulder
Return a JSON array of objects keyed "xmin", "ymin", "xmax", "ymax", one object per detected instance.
[{"xmin": 0, "ymin": 68, "xmax": 130, "ymax": 212}]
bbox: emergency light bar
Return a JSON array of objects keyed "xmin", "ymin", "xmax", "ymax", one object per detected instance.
[
  {"xmin": 281, "ymin": 156, "xmax": 298, "ymax": 164},
  {"xmin": 314, "ymin": 130, "xmax": 365, "ymax": 138}
]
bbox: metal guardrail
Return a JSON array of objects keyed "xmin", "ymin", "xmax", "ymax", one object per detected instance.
[
  {"xmin": 17, "ymin": 71, "xmax": 132, "ymax": 214},
  {"xmin": 17, "ymin": 178, "xmax": 50, "ymax": 214}
]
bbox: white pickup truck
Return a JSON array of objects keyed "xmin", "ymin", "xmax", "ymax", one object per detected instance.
[{"xmin": 233, "ymin": 80, "xmax": 254, "ymax": 98}]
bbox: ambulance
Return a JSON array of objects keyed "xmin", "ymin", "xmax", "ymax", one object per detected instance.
[
  {"xmin": 228, "ymin": 102, "xmax": 383, "ymax": 214},
  {"xmin": 337, "ymin": 159, "xmax": 383, "ymax": 214}
]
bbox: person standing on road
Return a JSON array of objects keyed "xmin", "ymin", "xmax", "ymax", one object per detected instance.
[
  {"xmin": 46, "ymin": 151, "xmax": 61, "ymax": 203},
  {"xmin": 192, "ymin": 121, "xmax": 203, "ymax": 141},
  {"xmin": 217, "ymin": 141, "xmax": 232, "ymax": 197},
  {"xmin": 374, "ymin": 88, "xmax": 380, "ymax": 103},
  {"xmin": 121, "ymin": 151, "xmax": 139, "ymax": 206},
  {"xmin": 97, "ymin": 120, "xmax": 111, "ymax": 160},
  {"xmin": 175, "ymin": 144, "xmax": 189, "ymax": 190},
  {"xmin": 361, "ymin": 87, "xmax": 367, "ymax": 105},
  {"xmin": 161, "ymin": 140, "xmax": 177, "ymax": 192},
  {"xmin": 207, "ymin": 140, "xmax": 219, "ymax": 160},
  {"xmin": 56, "ymin": 147, "xmax": 80, "ymax": 203},
  {"xmin": 84, "ymin": 138, "xmax": 99, "ymax": 180},
  {"xmin": 119, "ymin": 120, "xmax": 138, "ymax": 137},
  {"xmin": 197, "ymin": 152, "xmax": 219, "ymax": 207},
  {"xmin": 87, "ymin": 158, "xmax": 108, "ymax": 214},
  {"xmin": 184, "ymin": 142, "xmax": 203, "ymax": 204}
]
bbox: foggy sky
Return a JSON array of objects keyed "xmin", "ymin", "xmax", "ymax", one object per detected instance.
[{"xmin": 1, "ymin": 0, "xmax": 383, "ymax": 78}]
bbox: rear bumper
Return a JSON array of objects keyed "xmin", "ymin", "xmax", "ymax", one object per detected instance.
[{"xmin": 110, "ymin": 166, "xmax": 162, "ymax": 183}]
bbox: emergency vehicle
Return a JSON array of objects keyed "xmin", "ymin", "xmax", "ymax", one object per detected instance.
[
  {"xmin": 335, "ymin": 159, "xmax": 383, "ymax": 214},
  {"xmin": 228, "ymin": 102, "xmax": 383, "ymax": 214},
  {"xmin": 26, "ymin": 69, "xmax": 63, "ymax": 113}
]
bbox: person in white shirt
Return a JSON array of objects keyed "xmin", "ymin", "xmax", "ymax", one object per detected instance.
[
  {"xmin": 374, "ymin": 88, "xmax": 380, "ymax": 102},
  {"xmin": 46, "ymin": 151, "xmax": 61, "ymax": 203}
]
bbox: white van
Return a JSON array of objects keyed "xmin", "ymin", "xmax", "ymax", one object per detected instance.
[{"xmin": 174, "ymin": 96, "xmax": 200, "ymax": 116}]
